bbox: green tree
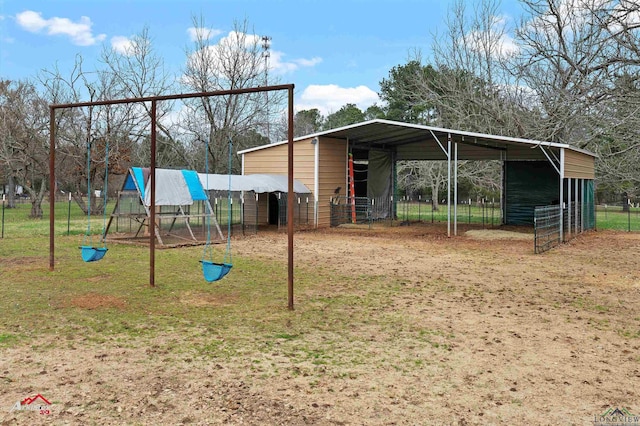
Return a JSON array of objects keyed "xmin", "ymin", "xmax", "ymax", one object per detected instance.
[
  {"xmin": 379, "ymin": 60, "xmax": 436, "ymax": 124},
  {"xmin": 364, "ymin": 104, "xmax": 386, "ymax": 120},
  {"xmin": 323, "ymin": 104, "xmax": 365, "ymax": 130},
  {"xmin": 294, "ymin": 109, "xmax": 323, "ymax": 137}
]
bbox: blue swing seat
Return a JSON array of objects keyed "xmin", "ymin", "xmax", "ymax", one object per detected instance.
[
  {"xmin": 200, "ymin": 260, "xmax": 232, "ymax": 282},
  {"xmin": 80, "ymin": 246, "xmax": 108, "ymax": 262}
]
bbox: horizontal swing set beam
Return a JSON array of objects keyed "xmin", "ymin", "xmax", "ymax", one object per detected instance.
[{"xmin": 49, "ymin": 84, "xmax": 296, "ymax": 310}]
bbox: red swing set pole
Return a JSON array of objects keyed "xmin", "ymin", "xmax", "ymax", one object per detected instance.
[
  {"xmin": 49, "ymin": 107, "xmax": 55, "ymax": 271},
  {"xmin": 150, "ymin": 100, "xmax": 157, "ymax": 287},
  {"xmin": 287, "ymin": 86, "xmax": 295, "ymax": 310}
]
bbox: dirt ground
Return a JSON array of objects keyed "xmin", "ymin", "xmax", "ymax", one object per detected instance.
[{"xmin": 2, "ymin": 223, "xmax": 640, "ymax": 425}]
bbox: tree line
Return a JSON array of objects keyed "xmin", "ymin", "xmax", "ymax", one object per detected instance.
[
  {"xmin": 297, "ymin": 0, "xmax": 640, "ymax": 207},
  {"xmin": 2, "ymin": 1, "xmax": 639, "ymax": 218}
]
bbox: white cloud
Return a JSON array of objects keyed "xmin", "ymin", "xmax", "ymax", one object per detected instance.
[
  {"xmin": 15, "ymin": 10, "xmax": 46, "ymax": 32},
  {"xmin": 297, "ymin": 84, "xmax": 380, "ymax": 116},
  {"xmin": 15, "ymin": 10, "xmax": 105, "ymax": 46},
  {"xmin": 111, "ymin": 35, "xmax": 137, "ymax": 55},
  {"xmin": 219, "ymin": 30, "xmax": 261, "ymax": 49},
  {"xmin": 293, "ymin": 57, "xmax": 323, "ymax": 67},
  {"xmin": 184, "ymin": 30, "xmax": 322, "ymax": 80},
  {"xmin": 187, "ymin": 26, "xmax": 222, "ymax": 42},
  {"xmin": 604, "ymin": 1, "xmax": 640, "ymax": 35},
  {"xmin": 268, "ymin": 51, "xmax": 322, "ymax": 75}
]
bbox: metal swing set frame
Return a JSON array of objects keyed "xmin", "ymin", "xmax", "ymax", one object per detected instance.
[{"xmin": 48, "ymin": 84, "xmax": 297, "ymax": 310}]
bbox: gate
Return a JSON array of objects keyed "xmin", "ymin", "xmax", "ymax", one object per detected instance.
[
  {"xmin": 330, "ymin": 197, "xmax": 371, "ymax": 227},
  {"xmin": 534, "ymin": 205, "xmax": 561, "ymax": 254}
]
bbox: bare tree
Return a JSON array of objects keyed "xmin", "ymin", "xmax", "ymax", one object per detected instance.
[
  {"xmin": 181, "ymin": 17, "xmax": 285, "ymax": 173},
  {"xmin": 387, "ymin": 0, "xmax": 519, "ymax": 204},
  {"xmin": 515, "ymin": 0, "xmax": 640, "ymax": 195},
  {"xmin": 101, "ymin": 27, "xmax": 186, "ymax": 167},
  {"xmin": 39, "ymin": 56, "xmax": 140, "ymax": 214},
  {"xmin": 0, "ymin": 79, "xmax": 50, "ymax": 217},
  {"xmin": 426, "ymin": 0, "xmax": 533, "ymax": 136},
  {"xmin": 397, "ymin": 161, "xmax": 449, "ymax": 209}
]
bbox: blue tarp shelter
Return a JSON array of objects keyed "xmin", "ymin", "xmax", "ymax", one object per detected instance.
[{"xmin": 107, "ymin": 167, "xmax": 223, "ymax": 246}]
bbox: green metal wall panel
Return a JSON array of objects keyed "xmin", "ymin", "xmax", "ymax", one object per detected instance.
[
  {"xmin": 505, "ymin": 161, "xmax": 559, "ymax": 225},
  {"xmin": 584, "ymin": 180, "xmax": 595, "ymax": 230}
]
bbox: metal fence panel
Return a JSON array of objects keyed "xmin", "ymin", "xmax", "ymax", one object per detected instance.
[
  {"xmin": 330, "ymin": 197, "xmax": 371, "ymax": 227},
  {"xmin": 534, "ymin": 205, "xmax": 561, "ymax": 254}
]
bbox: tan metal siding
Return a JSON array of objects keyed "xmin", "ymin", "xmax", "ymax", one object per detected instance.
[
  {"xmin": 243, "ymin": 143, "xmax": 288, "ymax": 175},
  {"xmin": 243, "ymin": 138, "xmax": 316, "ymax": 192},
  {"xmin": 291, "ymin": 139, "xmax": 315, "ymax": 188},
  {"xmin": 317, "ymin": 138, "xmax": 348, "ymax": 227},
  {"xmin": 242, "ymin": 138, "xmax": 317, "ymax": 225},
  {"xmin": 564, "ymin": 149, "xmax": 595, "ymax": 179}
]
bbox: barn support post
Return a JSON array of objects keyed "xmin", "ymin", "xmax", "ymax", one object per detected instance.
[
  {"xmin": 559, "ymin": 148, "xmax": 565, "ymax": 242},
  {"xmin": 392, "ymin": 150, "xmax": 398, "ymax": 220},
  {"xmin": 568, "ymin": 177, "xmax": 572, "ymax": 240},
  {"xmin": 454, "ymin": 141, "xmax": 458, "ymax": 236},
  {"xmin": 538, "ymin": 145, "xmax": 563, "ymax": 242},
  {"xmin": 501, "ymin": 152, "xmax": 506, "ymax": 226},
  {"xmin": 287, "ymin": 85, "xmax": 294, "ymax": 311},
  {"xmin": 575, "ymin": 178, "xmax": 579, "ymax": 234},
  {"xmin": 427, "ymin": 130, "xmax": 450, "ymax": 236},
  {"xmin": 447, "ymin": 133, "xmax": 451, "ymax": 238},
  {"xmin": 581, "ymin": 179, "xmax": 585, "ymax": 233}
]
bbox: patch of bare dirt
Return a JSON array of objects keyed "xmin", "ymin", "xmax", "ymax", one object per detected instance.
[
  {"xmin": 465, "ymin": 229, "xmax": 533, "ymax": 240},
  {"xmin": 0, "ymin": 257, "xmax": 44, "ymax": 271},
  {"xmin": 180, "ymin": 291, "xmax": 240, "ymax": 307},
  {"xmin": 68, "ymin": 293, "xmax": 127, "ymax": 310}
]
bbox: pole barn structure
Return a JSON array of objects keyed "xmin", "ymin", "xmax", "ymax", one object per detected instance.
[
  {"xmin": 49, "ymin": 84, "xmax": 297, "ymax": 309},
  {"xmin": 240, "ymin": 119, "xmax": 596, "ymax": 243}
]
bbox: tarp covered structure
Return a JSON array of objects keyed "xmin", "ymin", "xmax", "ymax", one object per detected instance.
[
  {"xmin": 198, "ymin": 173, "xmax": 311, "ymax": 194},
  {"xmin": 122, "ymin": 167, "xmax": 311, "ymax": 204},
  {"xmin": 122, "ymin": 167, "xmax": 209, "ymax": 206},
  {"xmin": 110, "ymin": 167, "xmax": 222, "ymax": 246}
]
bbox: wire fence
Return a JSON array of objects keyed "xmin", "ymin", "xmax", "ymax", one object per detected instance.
[
  {"xmin": 396, "ymin": 197, "xmax": 503, "ymax": 227},
  {"xmin": 274, "ymin": 193, "xmax": 313, "ymax": 230},
  {"xmin": 596, "ymin": 203, "xmax": 640, "ymax": 232},
  {"xmin": 330, "ymin": 196, "xmax": 502, "ymax": 228},
  {"xmin": 534, "ymin": 201, "xmax": 597, "ymax": 253},
  {"xmin": 2, "ymin": 195, "xmax": 639, "ymax": 240}
]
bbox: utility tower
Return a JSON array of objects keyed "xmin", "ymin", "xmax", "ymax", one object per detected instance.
[{"xmin": 261, "ymin": 35, "xmax": 272, "ymax": 141}]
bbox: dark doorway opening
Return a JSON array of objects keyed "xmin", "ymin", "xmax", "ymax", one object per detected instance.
[
  {"xmin": 353, "ymin": 162, "xmax": 368, "ymax": 198},
  {"xmin": 268, "ymin": 193, "xmax": 279, "ymax": 225}
]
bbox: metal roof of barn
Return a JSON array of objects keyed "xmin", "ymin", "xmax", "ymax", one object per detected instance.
[{"xmin": 239, "ymin": 119, "xmax": 596, "ymax": 162}]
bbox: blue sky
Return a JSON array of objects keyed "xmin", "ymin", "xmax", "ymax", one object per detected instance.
[{"xmin": 0, "ymin": 0, "xmax": 522, "ymax": 115}]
